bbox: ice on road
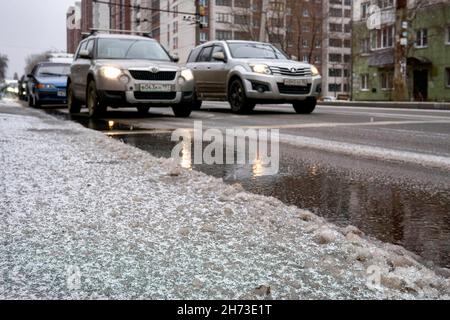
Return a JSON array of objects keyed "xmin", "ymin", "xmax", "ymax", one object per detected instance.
[{"xmin": 0, "ymin": 103, "xmax": 449, "ymax": 299}]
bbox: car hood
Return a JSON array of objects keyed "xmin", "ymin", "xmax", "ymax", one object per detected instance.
[
  {"xmin": 96, "ymin": 59, "xmax": 180, "ymax": 70},
  {"xmin": 237, "ymin": 59, "xmax": 313, "ymax": 69},
  {"xmin": 35, "ymin": 76, "xmax": 68, "ymax": 86}
]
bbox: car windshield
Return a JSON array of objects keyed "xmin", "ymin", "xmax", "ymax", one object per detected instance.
[
  {"xmin": 97, "ymin": 39, "xmax": 172, "ymax": 61},
  {"xmin": 36, "ymin": 64, "xmax": 70, "ymax": 77},
  {"xmin": 228, "ymin": 43, "xmax": 289, "ymax": 60}
]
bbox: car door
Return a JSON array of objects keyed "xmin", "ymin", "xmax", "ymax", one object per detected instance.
[
  {"xmin": 205, "ymin": 45, "xmax": 229, "ymax": 98},
  {"xmin": 71, "ymin": 40, "xmax": 88, "ymax": 99},
  {"xmin": 192, "ymin": 46, "xmax": 213, "ymax": 98},
  {"xmin": 78, "ymin": 39, "xmax": 95, "ymax": 99}
]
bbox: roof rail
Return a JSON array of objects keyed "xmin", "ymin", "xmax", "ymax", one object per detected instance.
[{"xmin": 89, "ymin": 28, "xmax": 152, "ymax": 38}]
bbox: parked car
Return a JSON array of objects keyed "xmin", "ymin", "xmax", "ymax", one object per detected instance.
[
  {"xmin": 27, "ymin": 62, "xmax": 70, "ymax": 107},
  {"xmin": 67, "ymin": 33, "xmax": 194, "ymax": 117},
  {"xmin": 186, "ymin": 40, "xmax": 322, "ymax": 114}
]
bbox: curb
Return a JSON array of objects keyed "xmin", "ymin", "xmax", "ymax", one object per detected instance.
[{"xmin": 318, "ymin": 101, "xmax": 450, "ymax": 111}]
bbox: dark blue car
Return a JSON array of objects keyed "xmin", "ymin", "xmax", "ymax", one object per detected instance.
[{"xmin": 27, "ymin": 62, "xmax": 71, "ymax": 107}]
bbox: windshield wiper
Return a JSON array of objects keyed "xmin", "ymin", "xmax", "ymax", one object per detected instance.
[{"xmin": 39, "ymin": 72, "xmax": 65, "ymax": 77}]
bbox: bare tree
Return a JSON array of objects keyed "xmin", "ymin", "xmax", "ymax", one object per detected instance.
[
  {"xmin": 24, "ymin": 51, "xmax": 51, "ymax": 75},
  {"xmin": 0, "ymin": 54, "xmax": 8, "ymax": 82}
]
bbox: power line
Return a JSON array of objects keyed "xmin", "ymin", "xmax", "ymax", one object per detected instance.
[{"xmin": 93, "ymin": 0, "xmax": 199, "ymax": 17}]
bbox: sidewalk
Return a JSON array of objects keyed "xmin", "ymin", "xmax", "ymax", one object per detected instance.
[
  {"xmin": 318, "ymin": 100, "xmax": 450, "ymax": 110},
  {"xmin": 0, "ymin": 102, "xmax": 449, "ymax": 299}
]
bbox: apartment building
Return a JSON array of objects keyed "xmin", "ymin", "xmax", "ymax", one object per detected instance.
[
  {"xmin": 321, "ymin": 0, "xmax": 353, "ymax": 98},
  {"xmin": 352, "ymin": 0, "xmax": 450, "ymax": 102}
]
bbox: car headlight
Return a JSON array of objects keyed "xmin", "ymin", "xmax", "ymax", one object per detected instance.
[
  {"xmin": 311, "ymin": 65, "xmax": 320, "ymax": 76},
  {"xmin": 101, "ymin": 66, "xmax": 122, "ymax": 79},
  {"xmin": 180, "ymin": 69, "xmax": 194, "ymax": 81},
  {"xmin": 249, "ymin": 64, "xmax": 272, "ymax": 75}
]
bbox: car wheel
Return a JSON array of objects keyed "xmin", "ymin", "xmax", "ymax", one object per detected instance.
[
  {"xmin": 192, "ymin": 92, "xmax": 202, "ymax": 110},
  {"xmin": 228, "ymin": 79, "xmax": 255, "ymax": 114},
  {"xmin": 172, "ymin": 102, "xmax": 192, "ymax": 118},
  {"xmin": 137, "ymin": 106, "xmax": 150, "ymax": 115},
  {"xmin": 293, "ymin": 98, "xmax": 317, "ymax": 114},
  {"xmin": 87, "ymin": 80, "xmax": 106, "ymax": 118},
  {"xmin": 68, "ymin": 83, "xmax": 82, "ymax": 114},
  {"xmin": 28, "ymin": 95, "xmax": 34, "ymax": 107}
]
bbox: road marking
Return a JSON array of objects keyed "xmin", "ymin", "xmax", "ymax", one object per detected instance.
[{"xmin": 238, "ymin": 120, "xmax": 450, "ymax": 130}]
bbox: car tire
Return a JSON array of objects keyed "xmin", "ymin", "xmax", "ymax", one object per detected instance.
[
  {"xmin": 68, "ymin": 83, "xmax": 82, "ymax": 114},
  {"xmin": 87, "ymin": 80, "xmax": 106, "ymax": 118},
  {"xmin": 192, "ymin": 92, "xmax": 202, "ymax": 110},
  {"xmin": 137, "ymin": 106, "xmax": 150, "ymax": 115},
  {"xmin": 172, "ymin": 102, "xmax": 192, "ymax": 118},
  {"xmin": 293, "ymin": 98, "xmax": 317, "ymax": 114},
  {"xmin": 228, "ymin": 79, "xmax": 255, "ymax": 114},
  {"xmin": 28, "ymin": 95, "xmax": 34, "ymax": 107}
]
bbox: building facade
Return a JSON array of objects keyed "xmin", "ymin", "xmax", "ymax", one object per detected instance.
[
  {"xmin": 322, "ymin": 0, "xmax": 352, "ymax": 98},
  {"xmin": 352, "ymin": 0, "xmax": 450, "ymax": 102},
  {"xmin": 66, "ymin": 2, "xmax": 82, "ymax": 54}
]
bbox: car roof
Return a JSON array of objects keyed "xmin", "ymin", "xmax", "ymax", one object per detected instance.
[{"xmin": 85, "ymin": 33, "xmax": 156, "ymax": 41}]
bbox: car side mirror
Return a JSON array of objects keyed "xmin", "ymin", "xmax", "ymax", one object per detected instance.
[
  {"xmin": 212, "ymin": 52, "xmax": 226, "ymax": 62},
  {"xmin": 79, "ymin": 49, "xmax": 92, "ymax": 59}
]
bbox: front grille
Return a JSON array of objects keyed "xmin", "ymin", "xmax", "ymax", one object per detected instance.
[
  {"xmin": 270, "ymin": 66, "xmax": 312, "ymax": 77},
  {"xmin": 134, "ymin": 91, "xmax": 177, "ymax": 100},
  {"xmin": 129, "ymin": 70, "xmax": 177, "ymax": 81},
  {"xmin": 277, "ymin": 83, "xmax": 312, "ymax": 95}
]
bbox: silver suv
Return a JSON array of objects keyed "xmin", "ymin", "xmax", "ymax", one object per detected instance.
[
  {"xmin": 67, "ymin": 33, "xmax": 195, "ymax": 117},
  {"xmin": 186, "ymin": 40, "xmax": 322, "ymax": 114}
]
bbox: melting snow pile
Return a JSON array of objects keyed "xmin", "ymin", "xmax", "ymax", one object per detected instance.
[{"xmin": 0, "ymin": 104, "xmax": 449, "ymax": 299}]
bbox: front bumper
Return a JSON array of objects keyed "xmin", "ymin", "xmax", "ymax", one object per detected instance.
[
  {"xmin": 95, "ymin": 69, "xmax": 194, "ymax": 106},
  {"xmin": 241, "ymin": 72, "xmax": 322, "ymax": 102}
]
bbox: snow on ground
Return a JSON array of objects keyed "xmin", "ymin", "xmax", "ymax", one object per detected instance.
[{"xmin": 0, "ymin": 103, "xmax": 449, "ymax": 299}]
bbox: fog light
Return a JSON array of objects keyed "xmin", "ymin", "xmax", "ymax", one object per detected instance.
[
  {"xmin": 119, "ymin": 75, "xmax": 129, "ymax": 84},
  {"xmin": 257, "ymin": 86, "xmax": 266, "ymax": 93}
]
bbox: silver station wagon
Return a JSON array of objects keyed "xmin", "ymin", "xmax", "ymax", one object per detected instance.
[
  {"xmin": 186, "ymin": 40, "xmax": 322, "ymax": 114},
  {"xmin": 67, "ymin": 33, "xmax": 195, "ymax": 118}
]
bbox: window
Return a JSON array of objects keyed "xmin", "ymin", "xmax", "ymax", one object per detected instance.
[
  {"xmin": 330, "ymin": 23, "xmax": 342, "ymax": 32},
  {"xmin": 216, "ymin": 0, "xmax": 231, "ymax": 5},
  {"xmin": 380, "ymin": 72, "xmax": 393, "ymax": 90},
  {"xmin": 329, "ymin": 53, "xmax": 342, "ymax": 62},
  {"xmin": 216, "ymin": 30, "xmax": 232, "ymax": 40},
  {"xmin": 234, "ymin": 15, "xmax": 249, "ymax": 25},
  {"xmin": 371, "ymin": 26, "xmax": 394, "ymax": 49},
  {"xmin": 173, "ymin": 37, "xmax": 178, "ymax": 50},
  {"xmin": 173, "ymin": 21, "xmax": 178, "ymax": 34},
  {"xmin": 344, "ymin": 39, "xmax": 351, "ymax": 48},
  {"xmin": 329, "ymin": 38, "xmax": 342, "ymax": 47},
  {"xmin": 329, "ymin": 68, "xmax": 342, "ymax": 77},
  {"xmin": 329, "ymin": 83, "xmax": 342, "ymax": 92},
  {"xmin": 303, "ymin": 9, "xmax": 309, "ymax": 17},
  {"xmin": 302, "ymin": 40, "xmax": 309, "ymax": 48},
  {"xmin": 197, "ymin": 46, "xmax": 213, "ymax": 62},
  {"xmin": 416, "ymin": 29, "xmax": 428, "ymax": 48},
  {"xmin": 235, "ymin": 0, "xmax": 250, "ymax": 8},
  {"xmin": 173, "ymin": 5, "xmax": 178, "ymax": 17},
  {"xmin": 330, "ymin": 8, "xmax": 342, "ymax": 17},
  {"xmin": 315, "ymin": 40, "xmax": 321, "ymax": 48},
  {"xmin": 314, "ymin": 55, "xmax": 321, "ymax": 64},
  {"xmin": 360, "ymin": 74, "xmax": 369, "ymax": 90},
  {"xmin": 216, "ymin": 13, "xmax": 231, "ymax": 23},
  {"xmin": 360, "ymin": 38, "xmax": 370, "ymax": 53},
  {"xmin": 446, "ymin": 26, "xmax": 450, "ymax": 44},
  {"xmin": 200, "ymin": 32, "xmax": 208, "ymax": 43},
  {"xmin": 302, "ymin": 55, "xmax": 309, "ymax": 63},
  {"xmin": 187, "ymin": 47, "xmax": 202, "ymax": 63},
  {"xmin": 344, "ymin": 54, "xmax": 351, "ymax": 63},
  {"xmin": 446, "ymin": 68, "xmax": 450, "ymax": 87},
  {"xmin": 361, "ymin": 2, "xmax": 369, "ymax": 19},
  {"xmin": 344, "ymin": 24, "xmax": 351, "ymax": 33}
]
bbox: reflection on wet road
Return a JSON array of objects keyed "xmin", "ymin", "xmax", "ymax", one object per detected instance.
[{"xmin": 114, "ymin": 132, "xmax": 450, "ymax": 268}]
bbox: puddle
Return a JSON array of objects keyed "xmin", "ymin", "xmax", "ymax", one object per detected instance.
[{"xmin": 114, "ymin": 132, "xmax": 450, "ymax": 268}]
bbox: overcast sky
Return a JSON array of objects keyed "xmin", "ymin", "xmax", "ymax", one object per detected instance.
[{"xmin": 0, "ymin": 0, "xmax": 75, "ymax": 78}]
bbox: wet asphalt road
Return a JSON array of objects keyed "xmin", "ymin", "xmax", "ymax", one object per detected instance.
[{"xmin": 16, "ymin": 101, "xmax": 450, "ymax": 267}]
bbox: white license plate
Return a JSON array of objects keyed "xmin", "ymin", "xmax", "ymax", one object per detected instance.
[
  {"xmin": 284, "ymin": 79, "xmax": 309, "ymax": 86},
  {"xmin": 140, "ymin": 84, "xmax": 173, "ymax": 92},
  {"xmin": 57, "ymin": 90, "xmax": 66, "ymax": 97}
]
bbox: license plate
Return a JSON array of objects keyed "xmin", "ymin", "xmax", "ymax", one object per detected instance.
[
  {"xmin": 284, "ymin": 79, "xmax": 309, "ymax": 86},
  {"xmin": 57, "ymin": 90, "xmax": 66, "ymax": 97},
  {"xmin": 140, "ymin": 84, "xmax": 173, "ymax": 92}
]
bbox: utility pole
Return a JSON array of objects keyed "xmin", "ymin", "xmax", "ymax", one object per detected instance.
[
  {"xmin": 393, "ymin": 0, "xmax": 409, "ymax": 101},
  {"xmin": 259, "ymin": 0, "xmax": 269, "ymax": 42}
]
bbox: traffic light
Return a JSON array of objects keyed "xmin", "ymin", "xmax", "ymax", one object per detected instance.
[{"xmin": 199, "ymin": 6, "xmax": 206, "ymax": 17}]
